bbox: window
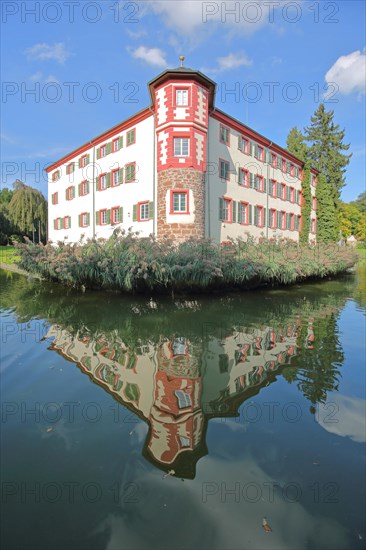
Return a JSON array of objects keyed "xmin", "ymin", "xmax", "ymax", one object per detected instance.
[
  {"xmin": 271, "ymin": 153, "xmax": 277, "ymax": 168},
  {"xmin": 171, "ymin": 191, "xmax": 188, "ymax": 214},
  {"xmin": 100, "ymin": 174, "xmax": 107, "ymax": 190},
  {"xmin": 174, "ymin": 390, "xmax": 192, "ymax": 409},
  {"xmin": 139, "ymin": 202, "xmax": 149, "ymax": 221},
  {"xmin": 66, "ymin": 163, "xmax": 74, "ymax": 175},
  {"xmin": 290, "ymin": 213, "xmax": 295, "ymax": 231},
  {"xmin": 281, "ymin": 211, "xmax": 286, "ymax": 229},
  {"xmin": 295, "ymin": 215, "xmax": 302, "ymax": 231},
  {"xmin": 100, "ymin": 210, "xmax": 107, "ymax": 225},
  {"xmin": 312, "ymin": 197, "xmax": 317, "ymax": 210},
  {"xmin": 239, "ymin": 202, "xmax": 249, "ymax": 224},
  {"xmin": 52, "ymin": 170, "xmax": 60, "ymax": 182},
  {"xmin": 297, "ymin": 190, "xmax": 302, "ymax": 205},
  {"xmin": 256, "ymin": 145, "xmax": 264, "ymax": 161},
  {"xmin": 66, "ymin": 186, "xmax": 75, "ymax": 200},
  {"xmin": 269, "ymin": 209, "xmax": 276, "ymax": 228},
  {"xmin": 239, "ymin": 136, "xmax": 249, "ymax": 153},
  {"xmin": 269, "ymin": 179, "xmax": 276, "ymax": 197},
  {"xmin": 101, "ymin": 145, "xmax": 107, "ymax": 158},
  {"xmin": 256, "ymin": 175, "xmax": 264, "ymax": 192},
  {"xmin": 54, "ymin": 218, "xmax": 62, "ymax": 230},
  {"xmin": 174, "ymin": 137, "xmax": 189, "ymax": 156},
  {"xmin": 79, "ymin": 155, "xmax": 88, "ymax": 168},
  {"xmin": 311, "ymin": 218, "xmax": 316, "ymax": 233},
  {"xmin": 220, "ymin": 159, "xmax": 230, "ymax": 180},
  {"xmin": 112, "ymin": 169, "xmax": 122, "ymax": 187},
  {"xmin": 281, "ymin": 183, "xmax": 286, "ymax": 200},
  {"xmin": 282, "ymin": 158, "xmax": 287, "ymax": 172},
  {"xmin": 220, "ymin": 125, "xmax": 230, "ymax": 145},
  {"xmin": 238, "ymin": 168, "xmax": 249, "ymax": 187},
  {"xmin": 51, "ymin": 192, "xmax": 58, "ymax": 205},
  {"xmin": 290, "ymin": 164, "xmax": 295, "ymax": 176},
  {"xmin": 79, "ymin": 213, "xmax": 90, "ymax": 228},
  {"xmin": 111, "ymin": 207, "xmax": 121, "ymax": 224},
  {"xmin": 220, "ymin": 197, "xmax": 232, "ymax": 222},
  {"xmin": 64, "ymin": 216, "xmax": 71, "ymax": 229},
  {"xmin": 127, "ymin": 128, "xmax": 135, "ymax": 146},
  {"xmin": 125, "ymin": 163, "xmax": 136, "ymax": 182},
  {"xmin": 79, "ymin": 180, "xmax": 89, "ymax": 196},
  {"xmin": 254, "ymin": 205, "xmax": 264, "ymax": 227},
  {"xmin": 112, "ymin": 138, "xmax": 120, "ymax": 152},
  {"xmin": 179, "ymin": 436, "xmax": 190, "ymax": 448},
  {"xmin": 290, "ymin": 187, "xmax": 295, "ymax": 203},
  {"xmin": 176, "ymin": 89, "xmax": 188, "ymax": 106}
]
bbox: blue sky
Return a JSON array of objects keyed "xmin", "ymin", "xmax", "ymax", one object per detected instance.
[{"xmin": 1, "ymin": 0, "xmax": 365, "ymax": 202}]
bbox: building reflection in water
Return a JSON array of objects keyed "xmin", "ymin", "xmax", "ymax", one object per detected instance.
[{"xmin": 46, "ymin": 317, "xmax": 307, "ymax": 478}]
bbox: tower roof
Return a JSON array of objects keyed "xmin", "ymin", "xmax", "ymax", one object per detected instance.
[{"xmin": 148, "ymin": 63, "xmax": 216, "ymax": 109}]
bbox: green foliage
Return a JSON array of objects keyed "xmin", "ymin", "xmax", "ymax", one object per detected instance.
[
  {"xmin": 16, "ymin": 230, "xmax": 358, "ymax": 293},
  {"xmin": 304, "ymin": 103, "xmax": 351, "ymax": 205},
  {"xmin": 0, "ymin": 187, "xmax": 14, "ymax": 205},
  {"xmin": 316, "ymin": 173, "xmax": 338, "ymax": 241},
  {"xmin": 8, "ymin": 181, "xmax": 47, "ymax": 242},
  {"xmin": 286, "ymin": 127, "xmax": 308, "ymax": 162},
  {"xmin": 300, "ymin": 164, "xmax": 311, "ymax": 243},
  {"xmin": 353, "ymin": 191, "xmax": 366, "ymax": 213}
]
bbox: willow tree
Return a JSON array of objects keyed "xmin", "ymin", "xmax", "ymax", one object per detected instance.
[{"xmin": 8, "ymin": 181, "xmax": 48, "ymax": 242}]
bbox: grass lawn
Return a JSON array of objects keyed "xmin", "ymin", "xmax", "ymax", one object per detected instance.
[{"xmin": 0, "ymin": 246, "xmax": 20, "ymax": 265}]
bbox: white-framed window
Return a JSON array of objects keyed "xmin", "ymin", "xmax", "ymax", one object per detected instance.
[
  {"xmin": 239, "ymin": 202, "xmax": 248, "ymax": 224},
  {"xmin": 238, "ymin": 168, "xmax": 248, "ymax": 186},
  {"xmin": 101, "ymin": 210, "xmax": 107, "ymax": 225},
  {"xmin": 239, "ymin": 136, "xmax": 249, "ymax": 153},
  {"xmin": 176, "ymin": 89, "xmax": 188, "ymax": 106},
  {"xmin": 112, "ymin": 170, "xmax": 120, "ymax": 186},
  {"xmin": 64, "ymin": 216, "xmax": 71, "ymax": 229},
  {"xmin": 175, "ymin": 390, "xmax": 192, "ymax": 409},
  {"xmin": 254, "ymin": 206, "xmax": 264, "ymax": 227},
  {"xmin": 100, "ymin": 145, "xmax": 106, "ymax": 158},
  {"xmin": 81, "ymin": 213, "xmax": 89, "ymax": 227},
  {"xmin": 221, "ymin": 198, "xmax": 232, "ymax": 222},
  {"xmin": 172, "ymin": 191, "xmax": 188, "ymax": 213},
  {"xmin": 140, "ymin": 202, "xmax": 149, "ymax": 220},
  {"xmin": 81, "ymin": 181, "xmax": 89, "ymax": 196},
  {"xmin": 174, "ymin": 137, "xmax": 189, "ymax": 157},
  {"xmin": 112, "ymin": 207, "xmax": 120, "ymax": 224},
  {"xmin": 127, "ymin": 128, "xmax": 135, "ymax": 146},
  {"xmin": 269, "ymin": 209, "xmax": 276, "ymax": 228},
  {"xmin": 100, "ymin": 174, "xmax": 107, "ymax": 190}
]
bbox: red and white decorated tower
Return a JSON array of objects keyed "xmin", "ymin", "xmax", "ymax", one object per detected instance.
[{"xmin": 148, "ymin": 57, "xmax": 216, "ymax": 241}]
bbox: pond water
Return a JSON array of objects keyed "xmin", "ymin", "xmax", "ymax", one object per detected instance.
[{"xmin": 1, "ymin": 266, "xmax": 365, "ymax": 550}]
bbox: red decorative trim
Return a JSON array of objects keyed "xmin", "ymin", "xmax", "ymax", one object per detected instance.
[
  {"xmin": 281, "ymin": 210, "xmax": 286, "ymax": 230},
  {"xmin": 112, "ymin": 138, "xmax": 120, "ymax": 153},
  {"xmin": 45, "ymin": 108, "xmax": 151, "ymax": 172},
  {"xmin": 170, "ymin": 190, "xmax": 189, "ymax": 215},
  {"xmin": 137, "ymin": 201, "xmax": 150, "ymax": 221},
  {"xmin": 63, "ymin": 215, "xmax": 70, "ymax": 229},
  {"xmin": 80, "ymin": 180, "xmax": 88, "ymax": 196},
  {"xmin": 66, "ymin": 186, "xmax": 74, "ymax": 200},
  {"xmin": 270, "ymin": 208, "xmax": 277, "ymax": 229},
  {"xmin": 98, "ymin": 173, "xmax": 108, "ymax": 191},
  {"xmin": 270, "ymin": 179, "xmax": 276, "ymax": 197}
]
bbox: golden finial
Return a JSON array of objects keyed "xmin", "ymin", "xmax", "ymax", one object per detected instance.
[{"xmin": 179, "ymin": 55, "xmax": 185, "ymax": 67}]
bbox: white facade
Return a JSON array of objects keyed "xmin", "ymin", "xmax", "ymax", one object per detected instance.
[{"xmin": 47, "ymin": 67, "xmax": 318, "ymax": 244}]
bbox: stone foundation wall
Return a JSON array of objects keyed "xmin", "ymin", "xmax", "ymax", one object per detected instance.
[{"xmin": 157, "ymin": 168, "xmax": 205, "ymax": 242}]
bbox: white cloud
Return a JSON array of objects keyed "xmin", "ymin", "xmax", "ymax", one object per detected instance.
[
  {"xmin": 217, "ymin": 52, "xmax": 252, "ymax": 71},
  {"xmin": 201, "ymin": 52, "xmax": 252, "ymax": 74},
  {"xmin": 316, "ymin": 394, "xmax": 366, "ymax": 443},
  {"xmin": 325, "ymin": 48, "xmax": 366, "ymax": 96},
  {"xmin": 45, "ymin": 75, "xmax": 60, "ymax": 84},
  {"xmin": 129, "ymin": 46, "xmax": 167, "ymax": 67},
  {"xmin": 30, "ymin": 71, "xmax": 43, "ymax": 81},
  {"xmin": 146, "ymin": 1, "xmax": 282, "ymax": 37},
  {"xmin": 25, "ymin": 42, "xmax": 70, "ymax": 64}
]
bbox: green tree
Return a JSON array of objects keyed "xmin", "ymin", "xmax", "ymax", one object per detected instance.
[
  {"xmin": 304, "ymin": 104, "xmax": 352, "ymax": 205},
  {"xmin": 8, "ymin": 181, "xmax": 48, "ymax": 242},
  {"xmin": 339, "ymin": 202, "xmax": 362, "ymax": 238},
  {"xmin": 316, "ymin": 173, "xmax": 338, "ymax": 241},
  {"xmin": 286, "ymin": 126, "xmax": 308, "ymax": 162},
  {"xmin": 0, "ymin": 187, "xmax": 14, "ymax": 204},
  {"xmin": 299, "ymin": 164, "xmax": 311, "ymax": 243},
  {"xmin": 353, "ymin": 191, "xmax": 366, "ymax": 213}
]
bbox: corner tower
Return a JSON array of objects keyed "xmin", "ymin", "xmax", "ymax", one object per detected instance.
[{"xmin": 148, "ymin": 58, "xmax": 216, "ymax": 241}]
